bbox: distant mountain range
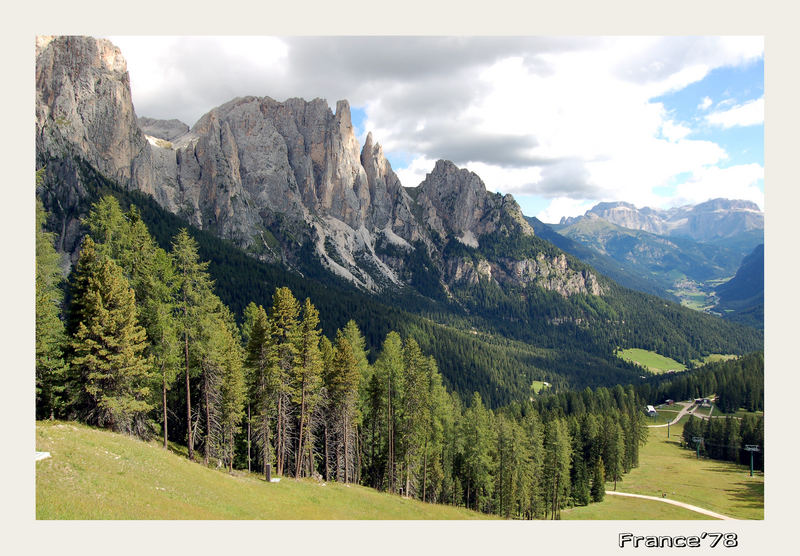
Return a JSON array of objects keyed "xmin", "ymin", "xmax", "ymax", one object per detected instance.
[
  {"xmin": 549, "ymin": 200, "xmax": 763, "ymax": 327},
  {"xmin": 559, "ymin": 199, "xmax": 763, "ymax": 246}
]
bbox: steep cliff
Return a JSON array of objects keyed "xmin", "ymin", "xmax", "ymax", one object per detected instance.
[{"xmin": 35, "ymin": 35, "xmax": 603, "ymax": 299}]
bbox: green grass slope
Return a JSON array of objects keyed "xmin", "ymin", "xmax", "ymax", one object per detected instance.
[
  {"xmin": 614, "ymin": 414, "xmax": 763, "ymax": 519},
  {"xmin": 561, "ymin": 492, "xmax": 714, "ymax": 520},
  {"xmin": 35, "ymin": 421, "xmax": 492, "ymax": 520},
  {"xmin": 616, "ymin": 348, "xmax": 687, "ymax": 374}
]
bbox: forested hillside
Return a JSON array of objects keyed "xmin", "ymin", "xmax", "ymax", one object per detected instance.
[
  {"xmin": 36, "ymin": 189, "xmax": 657, "ymax": 518},
  {"xmin": 37, "ymin": 158, "xmax": 762, "ymax": 408}
]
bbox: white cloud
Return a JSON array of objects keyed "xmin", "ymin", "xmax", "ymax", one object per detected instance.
[
  {"xmin": 394, "ymin": 156, "xmax": 437, "ymax": 189},
  {"xmin": 673, "ymin": 164, "xmax": 764, "ymax": 208},
  {"xmin": 698, "ymin": 96, "xmax": 713, "ymax": 110},
  {"xmin": 536, "ymin": 198, "xmax": 596, "ymax": 224},
  {"xmin": 108, "ymin": 36, "xmax": 763, "ymax": 220},
  {"xmin": 661, "ymin": 120, "xmax": 692, "ymax": 142},
  {"xmin": 706, "ymin": 97, "xmax": 764, "ymax": 128}
]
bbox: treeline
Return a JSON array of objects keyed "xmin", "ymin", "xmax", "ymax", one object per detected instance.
[
  {"xmin": 682, "ymin": 415, "xmax": 764, "ymax": 471},
  {"xmin": 36, "ymin": 192, "xmax": 650, "ymax": 518},
  {"xmin": 634, "ymin": 352, "xmax": 764, "ymax": 413}
]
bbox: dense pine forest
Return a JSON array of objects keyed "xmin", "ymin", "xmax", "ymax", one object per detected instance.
[
  {"xmin": 36, "ymin": 164, "xmax": 766, "ymax": 518},
  {"xmin": 36, "ymin": 186, "xmax": 660, "ymax": 518},
  {"xmin": 36, "ymin": 158, "xmax": 762, "ymax": 409}
]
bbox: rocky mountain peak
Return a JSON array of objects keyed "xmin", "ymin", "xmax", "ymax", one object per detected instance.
[
  {"xmin": 415, "ymin": 160, "xmax": 533, "ymax": 245},
  {"xmin": 36, "ymin": 35, "xmax": 597, "ymax": 299}
]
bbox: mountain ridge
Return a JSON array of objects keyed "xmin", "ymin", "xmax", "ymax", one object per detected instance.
[
  {"xmin": 560, "ymin": 199, "xmax": 763, "ymax": 246},
  {"xmin": 34, "ymin": 35, "xmax": 763, "ymax": 406}
]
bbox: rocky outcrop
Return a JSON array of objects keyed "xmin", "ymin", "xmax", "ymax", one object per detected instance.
[
  {"xmin": 415, "ymin": 160, "xmax": 534, "ymax": 245},
  {"xmin": 138, "ymin": 117, "xmax": 189, "ymax": 142},
  {"xmin": 36, "ymin": 36, "xmax": 155, "ymax": 196},
  {"xmin": 35, "ymin": 35, "xmax": 604, "ymax": 300}
]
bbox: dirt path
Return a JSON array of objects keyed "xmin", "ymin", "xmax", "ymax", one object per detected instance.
[
  {"xmin": 648, "ymin": 402, "xmax": 695, "ymax": 428},
  {"xmin": 605, "ymin": 491, "xmax": 734, "ymax": 520}
]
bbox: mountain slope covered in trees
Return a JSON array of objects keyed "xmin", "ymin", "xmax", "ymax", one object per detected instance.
[{"xmin": 37, "ymin": 160, "xmax": 762, "ymax": 409}]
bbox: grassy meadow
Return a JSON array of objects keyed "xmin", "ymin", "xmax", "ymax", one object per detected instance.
[
  {"xmin": 561, "ymin": 492, "xmax": 714, "ymax": 520},
  {"xmin": 616, "ymin": 348, "xmax": 686, "ymax": 374},
  {"xmin": 35, "ymin": 421, "xmax": 492, "ymax": 520},
  {"xmin": 613, "ymin": 415, "xmax": 763, "ymax": 519}
]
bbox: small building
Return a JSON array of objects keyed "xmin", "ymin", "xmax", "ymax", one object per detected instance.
[
  {"xmin": 646, "ymin": 405, "xmax": 657, "ymax": 417},
  {"xmin": 665, "ymin": 399, "xmax": 675, "ymax": 406}
]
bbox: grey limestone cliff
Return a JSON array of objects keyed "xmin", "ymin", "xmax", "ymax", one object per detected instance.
[{"xmin": 35, "ymin": 34, "xmax": 603, "ymax": 299}]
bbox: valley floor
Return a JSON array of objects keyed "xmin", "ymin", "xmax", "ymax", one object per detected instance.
[{"xmin": 562, "ymin": 411, "xmax": 764, "ymax": 520}]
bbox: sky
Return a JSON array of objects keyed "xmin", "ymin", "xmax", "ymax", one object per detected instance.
[{"xmin": 108, "ymin": 36, "xmax": 764, "ymax": 223}]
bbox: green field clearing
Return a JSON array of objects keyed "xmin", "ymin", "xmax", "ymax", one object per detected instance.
[
  {"xmin": 616, "ymin": 348, "xmax": 686, "ymax": 374},
  {"xmin": 35, "ymin": 421, "xmax": 492, "ymax": 520},
  {"xmin": 690, "ymin": 354, "xmax": 738, "ymax": 366},
  {"xmin": 644, "ymin": 410, "xmax": 680, "ymax": 426},
  {"xmin": 530, "ymin": 380, "xmax": 551, "ymax": 394},
  {"xmin": 613, "ymin": 413, "xmax": 763, "ymax": 519},
  {"xmin": 561, "ymin": 493, "xmax": 713, "ymax": 520}
]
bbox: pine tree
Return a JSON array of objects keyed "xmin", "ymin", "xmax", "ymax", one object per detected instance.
[
  {"xmin": 342, "ymin": 320, "xmax": 369, "ymax": 485},
  {"xmin": 36, "ymin": 190, "xmax": 67, "ymax": 419},
  {"xmin": 266, "ymin": 287, "xmax": 301, "ymax": 476},
  {"xmin": 208, "ymin": 312, "xmax": 246, "ymax": 471},
  {"xmin": 591, "ymin": 456, "xmax": 606, "ymax": 502},
  {"xmin": 294, "ymin": 298, "xmax": 324, "ymax": 478},
  {"xmin": 84, "ymin": 197, "xmax": 180, "ymax": 448},
  {"xmin": 172, "ymin": 229, "xmax": 216, "ymax": 460},
  {"xmin": 329, "ymin": 329, "xmax": 360, "ymax": 483},
  {"xmin": 461, "ymin": 392, "xmax": 495, "ymax": 512},
  {"xmin": 245, "ymin": 304, "xmax": 276, "ymax": 479},
  {"xmin": 68, "ymin": 237, "xmax": 153, "ymax": 436},
  {"xmin": 373, "ymin": 331, "xmax": 404, "ymax": 492},
  {"xmin": 542, "ymin": 418, "xmax": 571, "ymax": 519}
]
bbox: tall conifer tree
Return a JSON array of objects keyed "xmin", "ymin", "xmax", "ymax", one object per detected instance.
[
  {"xmin": 69, "ymin": 237, "xmax": 153, "ymax": 436},
  {"xmin": 36, "ymin": 189, "xmax": 67, "ymax": 419}
]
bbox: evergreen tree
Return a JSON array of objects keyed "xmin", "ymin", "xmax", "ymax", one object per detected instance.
[
  {"xmin": 294, "ymin": 298, "xmax": 324, "ymax": 478},
  {"xmin": 542, "ymin": 418, "xmax": 571, "ymax": 519},
  {"xmin": 329, "ymin": 329, "xmax": 360, "ymax": 482},
  {"xmin": 266, "ymin": 286, "xmax": 301, "ymax": 476},
  {"xmin": 36, "ymin": 190, "xmax": 67, "ymax": 419},
  {"xmin": 172, "ymin": 229, "xmax": 216, "ymax": 460},
  {"xmin": 461, "ymin": 392, "xmax": 495, "ymax": 512},
  {"xmin": 245, "ymin": 304, "xmax": 276, "ymax": 479},
  {"xmin": 68, "ymin": 237, "xmax": 153, "ymax": 436},
  {"xmin": 84, "ymin": 197, "xmax": 180, "ymax": 448},
  {"xmin": 373, "ymin": 331, "xmax": 405, "ymax": 493},
  {"xmin": 591, "ymin": 456, "xmax": 605, "ymax": 502}
]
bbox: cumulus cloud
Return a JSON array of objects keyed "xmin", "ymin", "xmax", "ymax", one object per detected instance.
[
  {"xmin": 673, "ymin": 164, "xmax": 764, "ymax": 208},
  {"xmin": 699, "ymin": 96, "xmax": 713, "ymax": 110},
  {"xmin": 536, "ymin": 198, "xmax": 597, "ymax": 224},
  {"xmin": 706, "ymin": 97, "xmax": 764, "ymax": 128},
  {"xmin": 108, "ymin": 35, "xmax": 763, "ymax": 219}
]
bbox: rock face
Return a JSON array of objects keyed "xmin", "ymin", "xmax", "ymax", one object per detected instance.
[
  {"xmin": 562, "ymin": 199, "xmax": 764, "ymax": 243},
  {"xmin": 416, "ymin": 160, "xmax": 534, "ymax": 246},
  {"xmin": 138, "ymin": 117, "xmax": 190, "ymax": 142},
  {"xmin": 35, "ymin": 35, "xmax": 602, "ymax": 299},
  {"xmin": 36, "ymin": 36, "xmax": 156, "ymax": 196}
]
